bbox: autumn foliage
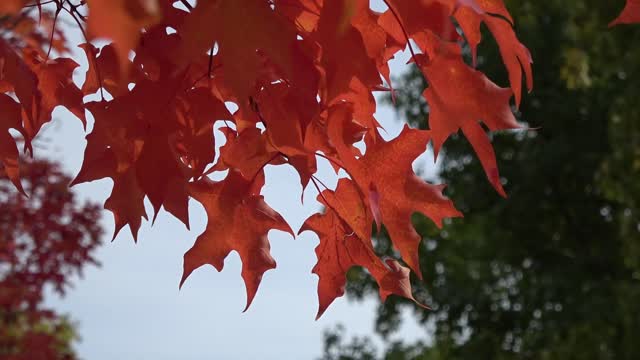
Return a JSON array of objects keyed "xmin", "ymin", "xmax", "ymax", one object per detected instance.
[
  {"xmin": 0, "ymin": 160, "xmax": 102, "ymax": 359},
  {"xmin": 0, "ymin": 0, "xmax": 637, "ymax": 317}
]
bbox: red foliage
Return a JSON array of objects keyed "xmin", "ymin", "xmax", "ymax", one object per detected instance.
[
  {"xmin": 0, "ymin": 0, "xmax": 637, "ymax": 315},
  {"xmin": 611, "ymin": 0, "xmax": 640, "ymax": 25},
  {"xmin": 0, "ymin": 160, "xmax": 103, "ymax": 359}
]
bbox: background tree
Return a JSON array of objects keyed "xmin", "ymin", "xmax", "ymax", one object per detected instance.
[
  {"xmin": 0, "ymin": 160, "xmax": 103, "ymax": 360},
  {"xmin": 321, "ymin": 1, "xmax": 640, "ymax": 359}
]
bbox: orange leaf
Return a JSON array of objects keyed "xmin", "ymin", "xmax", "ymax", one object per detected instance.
[
  {"xmin": 86, "ymin": 0, "xmax": 161, "ymax": 74},
  {"xmin": 419, "ymin": 43, "xmax": 519, "ymax": 197},
  {"xmin": 327, "ymin": 105, "xmax": 462, "ymax": 276},
  {"xmin": 301, "ymin": 178, "xmax": 426, "ymax": 319},
  {"xmin": 181, "ymin": 170, "xmax": 293, "ymax": 310}
]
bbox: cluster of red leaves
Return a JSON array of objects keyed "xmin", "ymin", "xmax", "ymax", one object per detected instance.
[
  {"xmin": 0, "ymin": 160, "xmax": 102, "ymax": 359},
  {"xmin": 0, "ymin": 0, "xmax": 637, "ymax": 316}
]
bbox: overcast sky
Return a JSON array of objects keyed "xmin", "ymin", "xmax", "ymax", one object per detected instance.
[{"xmin": 40, "ymin": 1, "xmax": 440, "ymax": 359}]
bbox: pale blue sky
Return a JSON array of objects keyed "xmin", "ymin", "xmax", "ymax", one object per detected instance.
[{"xmin": 39, "ymin": 1, "xmax": 441, "ymax": 358}]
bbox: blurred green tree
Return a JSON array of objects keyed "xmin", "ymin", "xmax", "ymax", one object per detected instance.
[{"xmin": 321, "ymin": 1, "xmax": 640, "ymax": 359}]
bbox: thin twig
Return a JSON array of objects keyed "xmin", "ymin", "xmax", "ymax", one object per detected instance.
[
  {"xmin": 45, "ymin": 3, "xmax": 62, "ymax": 61},
  {"xmin": 207, "ymin": 43, "xmax": 214, "ymax": 78},
  {"xmin": 23, "ymin": 0, "xmax": 57, "ymax": 8},
  {"xmin": 315, "ymin": 152, "xmax": 345, "ymax": 170},
  {"xmin": 179, "ymin": 0, "xmax": 194, "ymax": 11},
  {"xmin": 381, "ymin": 0, "xmax": 420, "ymax": 66},
  {"xmin": 61, "ymin": 1, "xmax": 104, "ymax": 100}
]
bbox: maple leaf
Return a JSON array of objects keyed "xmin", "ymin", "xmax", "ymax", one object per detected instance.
[
  {"xmin": 326, "ymin": 105, "xmax": 462, "ymax": 277},
  {"xmin": 315, "ymin": 0, "xmax": 383, "ymax": 103},
  {"xmin": 72, "ymin": 100, "xmax": 148, "ymax": 239},
  {"xmin": 418, "ymin": 42, "xmax": 519, "ymax": 197},
  {"xmin": 181, "ymin": 170, "xmax": 293, "ymax": 310},
  {"xmin": 453, "ymin": 2, "xmax": 533, "ymax": 106},
  {"xmin": 217, "ymin": 127, "xmax": 282, "ymax": 180},
  {"xmin": 85, "ymin": 0, "xmax": 161, "ymax": 73},
  {"xmin": 380, "ymin": 0, "xmax": 458, "ymax": 53},
  {"xmin": 375, "ymin": 1, "xmax": 528, "ymax": 196},
  {"xmin": 23, "ymin": 56, "xmax": 86, "ymax": 136},
  {"xmin": 105, "ymin": 168, "xmax": 148, "ymax": 241},
  {"xmin": 177, "ymin": 0, "xmax": 317, "ymax": 105},
  {"xmin": 0, "ymin": 38, "xmax": 39, "ymax": 131},
  {"xmin": 301, "ymin": 178, "xmax": 425, "ymax": 319},
  {"xmin": 176, "ymin": 87, "xmax": 232, "ymax": 178},
  {"xmin": 79, "ymin": 43, "xmax": 123, "ymax": 96},
  {"xmin": 611, "ymin": 0, "xmax": 640, "ymax": 25}
]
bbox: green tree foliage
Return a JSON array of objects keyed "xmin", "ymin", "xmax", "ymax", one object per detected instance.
[{"xmin": 321, "ymin": 1, "xmax": 640, "ymax": 359}]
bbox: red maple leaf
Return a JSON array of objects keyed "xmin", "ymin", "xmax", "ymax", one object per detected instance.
[
  {"xmin": 301, "ymin": 179, "xmax": 426, "ymax": 319},
  {"xmin": 181, "ymin": 170, "xmax": 293, "ymax": 310}
]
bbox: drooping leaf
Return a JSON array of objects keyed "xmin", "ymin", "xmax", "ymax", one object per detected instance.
[
  {"xmin": 301, "ymin": 178, "xmax": 425, "ymax": 319},
  {"xmin": 418, "ymin": 43, "xmax": 520, "ymax": 197},
  {"xmin": 23, "ymin": 56, "xmax": 86, "ymax": 135},
  {"xmin": 181, "ymin": 170, "xmax": 293, "ymax": 310},
  {"xmin": 326, "ymin": 104, "xmax": 462, "ymax": 276}
]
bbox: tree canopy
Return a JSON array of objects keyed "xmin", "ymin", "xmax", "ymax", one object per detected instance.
[{"xmin": 0, "ymin": 160, "xmax": 103, "ymax": 360}]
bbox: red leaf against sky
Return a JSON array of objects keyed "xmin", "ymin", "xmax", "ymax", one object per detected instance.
[
  {"xmin": 72, "ymin": 100, "xmax": 148, "ymax": 239},
  {"xmin": 218, "ymin": 127, "xmax": 282, "ymax": 181},
  {"xmin": 79, "ymin": 43, "xmax": 122, "ymax": 96},
  {"xmin": 105, "ymin": 168, "xmax": 148, "ymax": 241},
  {"xmin": 177, "ymin": 87, "xmax": 232, "ymax": 177},
  {"xmin": 181, "ymin": 170, "xmax": 293, "ymax": 310},
  {"xmin": 24, "ymin": 57, "xmax": 86, "ymax": 136}
]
